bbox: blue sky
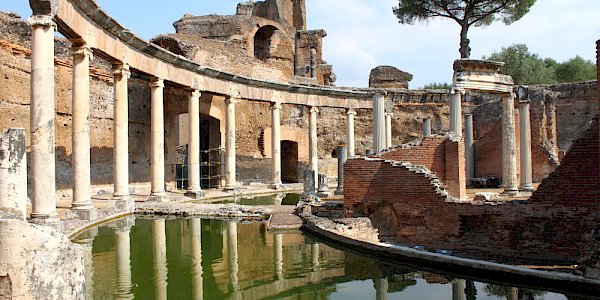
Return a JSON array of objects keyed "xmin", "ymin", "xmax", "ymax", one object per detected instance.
[{"xmin": 3, "ymin": 0, "xmax": 599, "ymax": 88}]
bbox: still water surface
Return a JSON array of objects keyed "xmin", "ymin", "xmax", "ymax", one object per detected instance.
[{"xmin": 74, "ymin": 217, "xmax": 569, "ymax": 299}]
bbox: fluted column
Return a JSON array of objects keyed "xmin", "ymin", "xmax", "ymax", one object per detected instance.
[
  {"xmin": 423, "ymin": 118, "xmax": 432, "ymax": 138},
  {"xmin": 464, "ymin": 113, "xmax": 474, "ymax": 180},
  {"xmin": 346, "ymin": 109, "xmax": 356, "ymax": 157},
  {"xmin": 519, "ymin": 100, "xmax": 534, "ymax": 192},
  {"xmin": 385, "ymin": 112, "xmax": 393, "ymax": 148},
  {"xmin": 153, "ymin": 219, "xmax": 168, "ymax": 300},
  {"xmin": 70, "ymin": 44, "xmax": 96, "ymax": 219},
  {"xmin": 502, "ymin": 93, "xmax": 519, "ymax": 195},
  {"xmin": 29, "ymin": 15, "xmax": 59, "ymax": 224},
  {"xmin": 149, "ymin": 78, "xmax": 167, "ymax": 201},
  {"xmin": 191, "ymin": 218, "xmax": 204, "ymax": 300},
  {"xmin": 186, "ymin": 90, "xmax": 204, "ymax": 199},
  {"xmin": 450, "ymin": 91, "xmax": 463, "ymax": 137},
  {"xmin": 112, "ymin": 63, "xmax": 132, "ymax": 206},
  {"xmin": 225, "ymin": 96, "xmax": 238, "ymax": 190},
  {"xmin": 270, "ymin": 102, "xmax": 282, "ymax": 189},
  {"xmin": 309, "ymin": 106, "xmax": 319, "ymax": 187},
  {"xmin": 372, "ymin": 92, "xmax": 385, "ymax": 153}
]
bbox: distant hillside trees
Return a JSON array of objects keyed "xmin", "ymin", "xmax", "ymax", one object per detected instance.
[{"xmin": 483, "ymin": 44, "xmax": 596, "ymax": 84}]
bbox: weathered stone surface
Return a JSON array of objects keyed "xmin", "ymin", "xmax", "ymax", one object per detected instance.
[
  {"xmin": 136, "ymin": 202, "xmax": 270, "ymax": 220},
  {"xmin": 369, "ymin": 66, "xmax": 413, "ymax": 89},
  {"xmin": 473, "ymin": 192, "xmax": 499, "ymax": 202},
  {"xmin": 0, "ymin": 219, "xmax": 84, "ymax": 299},
  {"xmin": 0, "ymin": 128, "xmax": 26, "ymax": 219}
]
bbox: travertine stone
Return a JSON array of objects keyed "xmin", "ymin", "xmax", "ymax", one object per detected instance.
[
  {"xmin": 70, "ymin": 44, "xmax": 96, "ymax": 218},
  {"xmin": 274, "ymin": 232, "xmax": 283, "ymax": 280},
  {"xmin": 346, "ymin": 109, "xmax": 356, "ymax": 157},
  {"xmin": 519, "ymin": 100, "xmax": 534, "ymax": 192},
  {"xmin": 309, "ymin": 106, "xmax": 318, "ymax": 186},
  {"xmin": 190, "ymin": 218, "xmax": 203, "ymax": 299},
  {"xmin": 29, "ymin": 15, "xmax": 59, "ymax": 223},
  {"xmin": 114, "ymin": 226, "xmax": 132, "ymax": 297},
  {"xmin": 185, "ymin": 90, "xmax": 204, "ymax": 198},
  {"xmin": 225, "ymin": 96, "xmax": 238, "ymax": 190},
  {"xmin": 464, "ymin": 114, "xmax": 474, "ymax": 180},
  {"xmin": 369, "ymin": 65, "xmax": 413, "ymax": 89},
  {"xmin": 317, "ymin": 173, "xmax": 330, "ymax": 197},
  {"xmin": 227, "ymin": 221, "xmax": 239, "ymax": 291},
  {"xmin": 423, "ymin": 118, "xmax": 432, "ymax": 137},
  {"xmin": 149, "ymin": 78, "xmax": 168, "ymax": 201},
  {"xmin": 372, "ymin": 91, "xmax": 385, "ymax": 154},
  {"xmin": 112, "ymin": 63, "xmax": 131, "ymax": 203},
  {"xmin": 270, "ymin": 101, "xmax": 283, "ymax": 188},
  {"xmin": 0, "ymin": 129, "xmax": 26, "ymax": 220},
  {"xmin": 303, "ymin": 169, "xmax": 316, "ymax": 195},
  {"xmin": 373, "ymin": 277, "xmax": 388, "ymax": 300},
  {"xmin": 502, "ymin": 93, "xmax": 519, "ymax": 195},
  {"xmin": 335, "ymin": 145, "xmax": 347, "ymax": 195}
]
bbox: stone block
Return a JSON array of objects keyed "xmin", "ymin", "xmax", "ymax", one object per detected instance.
[
  {"xmin": 473, "ymin": 192, "xmax": 500, "ymax": 202},
  {"xmin": 0, "ymin": 128, "xmax": 26, "ymax": 220}
]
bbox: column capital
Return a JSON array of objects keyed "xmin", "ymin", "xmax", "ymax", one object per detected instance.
[
  {"xmin": 309, "ymin": 106, "xmax": 319, "ymax": 114},
  {"xmin": 370, "ymin": 89, "xmax": 388, "ymax": 97},
  {"xmin": 189, "ymin": 89, "xmax": 201, "ymax": 99},
  {"xmin": 72, "ymin": 44, "xmax": 94, "ymax": 60},
  {"xmin": 225, "ymin": 96, "xmax": 239, "ymax": 105},
  {"xmin": 519, "ymin": 99, "xmax": 531, "ymax": 104},
  {"xmin": 385, "ymin": 112, "xmax": 393, "ymax": 117},
  {"xmin": 149, "ymin": 77, "xmax": 165, "ymax": 89},
  {"xmin": 347, "ymin": 108, "xmax": 357, "ymax": 116},
  {"xmin": 271, "ymin": 101, "xmax": 282, "ymax": 110},
  {"xmin": 112, "ymin": 63, "xmax": 131, "ymax": 79},
  {"xmin": 28, "ymin": 15, "xmax": 54, "ymax": 28},
  {"xmin": 451, "ymin": 88, "xmax": 466, "ymax": 95}
]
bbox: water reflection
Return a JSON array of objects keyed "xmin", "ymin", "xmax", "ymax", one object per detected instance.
[{"xmin": 79, "ymin": 217, "xmax": 573, "ymax": 299}]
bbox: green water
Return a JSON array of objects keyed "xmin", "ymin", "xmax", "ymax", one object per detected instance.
[
  {"xmin": 75, "ymin": 217, "xmax": 570, "ymax": 299},
  {"xmin": 213, "ymin": 193, "xmax": 301, "ymax": 206}
]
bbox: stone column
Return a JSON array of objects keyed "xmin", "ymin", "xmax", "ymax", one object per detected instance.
[
  {"xmin": 115, "ymin": 225, "xmax": 133, "ymax": 297},
  {"xmin": 153, "ymin": 219, "xmax": 168, "ymax": 300},
  {"xmin": 149, "ymin": 78, "xmax": 167, "ymax": 201},
  {"xmin": 385, "ymin": 112, "xmax": 393, "ymax": 148},
  {"xmin": 450, "ymin": 91, "xmax": 463, "ymax": 137},
  {"xmin": 274, "ymin": 233, "xmax": 283, "ymax": 280},
  {"xmin": 309, "ymin": 106, "xmax": 319, "ymax": 187},
  {"xmin": 226, "ymin": 221, "xmax": 239, "ymax": 291},
  {"xmin": 346, "ymin": 109, "xmax": 356, "ymax": 157},
  {"xmin": 29, "ymin": 15, "xmax": 59, "ymax": 224},
  {"xmin": 335, "ymin": 145, "xmax": 347, "ymax": 195},
  {"xmin": 69, "ymin": 44, "xmax": 97, "ymax": 220},
  {"xmin": 72, "ymin": 227, "xmax": 97, "ymax": 300},
  {"xmin": 519, "ymin": 100, "xmax": 534, "ymax": 192},
  {"xmin": 464, "ymin": 113, "xmax": 474, "ymax": 180},
  {"xmin": 423, "ymin": 117, "xmax": 432, "ymax": 138},
  {"xmin": 502, "ymin": 93, "xmax": 519, "ymax": 195},
  {"xmin": 270, "ymin": 102, "xmax": 282, "ymax": 189},
  {"xmin": 373, "ymin": 278, "xmax": 388, "ymax": 300},
  {"xmin": 190, "ymin": 218, "xmax": 204, "ymax": 300},
  {"xmin": 0, "ymin": 128, "xmax": 27, "ymax": 220},
  {"xmin": 112, "ymin": 63, "xmax": 133, "ymax": 208},
  {"xmin": 185, "ymin": 90, "xmax": 204, "ymax": 199},
  {"xmin": 372, "ymin": 92, "xmax": 386, "ymax": 153},
  {"xmin": 225, "ymin": 96, "xmax": 238, "ymax": 190}
]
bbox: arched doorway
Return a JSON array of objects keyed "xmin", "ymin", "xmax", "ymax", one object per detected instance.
[
  {"xmin": 253, "ymin": 25, "xmax": 278, "ymax": 60},
  {"xmin": 281, "ymin": 140, "xmax": 299, "ymax": 183}
]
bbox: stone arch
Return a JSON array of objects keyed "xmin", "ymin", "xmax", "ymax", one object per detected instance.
[{"xmin": 253, "ymin": 25, "xmax": 279, "ymax": 61}]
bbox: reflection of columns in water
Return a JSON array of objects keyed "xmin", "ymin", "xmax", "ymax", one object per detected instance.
[
  {"xmin": 190, "ymin": 218, "xmax": 204, "ymax": 300},
  {"xmin": 152, "ymin": 219, "xmax": 168, "ymax": 300},
  {"xmin": 114, "ymin": 227, "xmax": 133, "ymax": 299},
  {"xmin": 373, "ymin": 277, "xmax": 388, "ymax": 300},
  {"xmin": 73, "ymin": 227, "xmax": 97, "ymax": 300},
  {"xmin": 311, "ymin": 243, "xmax": 319, "ymax": 271},
  {"xmin": 273, "ymin": 193, "xmax": 285, "ymax": 205},
  {"xmin": 506, "ymin": 287, "xmax": 519, "ymax": 300},
  {"xmin": 274, "ymin": 233, "xmax": 283, "ymax": 280},
  {"xmin": 227, "ymin": 221, "xmax": 239, "ymax": 291},
  {"xmin": 451, "ymin": 279, "xmax": 466, "ymax": 300}
]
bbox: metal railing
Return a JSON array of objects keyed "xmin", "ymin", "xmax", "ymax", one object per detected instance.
[{"xmin": 176, "ymin": 147, "xmax": 225, "ymax": 190}]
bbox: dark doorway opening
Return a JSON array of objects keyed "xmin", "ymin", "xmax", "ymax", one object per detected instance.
[{"xmin": 281, "ymin": 140, "xmax": 299, "ymax": 183}]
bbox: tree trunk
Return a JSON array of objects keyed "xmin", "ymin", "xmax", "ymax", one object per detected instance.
[{"xmin": 459, "ymin": 24, "xmax": 470, "ymax": 59}]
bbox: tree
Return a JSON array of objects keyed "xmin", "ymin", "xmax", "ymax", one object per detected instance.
[
  {"xmin": 555, "ymin": 56, "xmax": 596, "ymax": 83},
  {"xmin": 421, "ymin": 82, "xmax": 452, "ymax": 89},
  {"xmin": 483, "ymin": 43, "xmax": 556, "ymax": 84},
  {"xmin": 393, "ymin": 0, "xmax": 537, "ymax": 58}
]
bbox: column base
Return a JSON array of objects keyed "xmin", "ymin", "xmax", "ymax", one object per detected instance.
[
  {"xmin": 66, "ymin": 207, "xmax": 99, "ymax": 221},
  {"xmin": 269, "ymin": 183, "xmax": 284, "ymax": 190},
  {"xmin": 334, "ymin": 188, "xmax": 344, "ymax": 195},
  {"xmin": 223, "ymin": 185, "xmax": 238, "ymax": 192},
  {"xmin": 519, "ymin": 185, "xmax": 535, "ymax": 192},
  {"xmin": 29, "ymin": 216, "xmax": 64, "ymax": 232},
  {"xmin": 501, "ymin": 188, "xmax": 520, "ymax": 196},
  {"xmin": 184, "ymin": 190, "xmax": 204, "ymax": 199},
  {"xmin": 147, "ymin": 192, "xmax": 169, "ymax": 202},
  {"xmin": 114, "ymin": 197, "xmax": 135, "ymax": 211}
]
